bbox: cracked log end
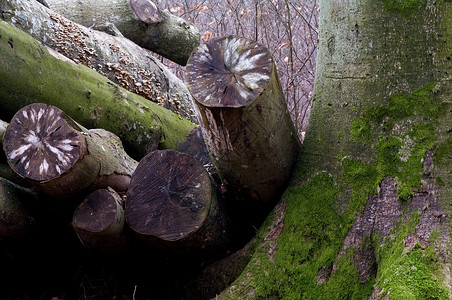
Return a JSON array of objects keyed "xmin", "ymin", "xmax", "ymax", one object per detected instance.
[
  {"xmin": 126, "ymin": 150, "xmax": 211, "ymax": 242},
  {"xmin": 130, "ymin": 0, "xmax": 162, "ymax": 24},
  {"xmin": 186, "ymin": 36, "xmax": 273, "ymax": 108},
  {"xmin": 3, "ymin": 103, "xmax": 83, "ymax": 182}
]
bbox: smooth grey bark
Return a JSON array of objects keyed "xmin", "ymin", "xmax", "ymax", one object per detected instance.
[
  {"xmin": 44, "ymin": 0, "xmax": 200, "ymax": 65},
  {"xmin": 0, "ymin": 0, "xmax": 197, "ymax": 122}
]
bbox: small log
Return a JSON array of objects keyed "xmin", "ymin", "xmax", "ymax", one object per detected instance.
[
  {"xmin": 3, "ymin": 103, "xmax": 137, "ymax": 198},
  {"xmin": 72, "ymin": 188, "xmax": 127, "ymax": 252},
  {"xmin": 130, "ymin": 0, "xmax": 162, "ymax": 24},
  {"xmin": 186, "ymin": 36, "xmax": 301, "ymax": 204},
  {"xmin": 0, "ymin": 177, "xmax": 37, "ymax": 239},
  {"xmin": 126, "ymin": 150, "xmax": 229, "ymax": 256}
]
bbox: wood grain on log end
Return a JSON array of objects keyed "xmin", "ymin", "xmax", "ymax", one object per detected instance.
[
  {"xmin": 130, "ymin": 0, "xmax": 162, "ymax": 24},
  {"xmin": 3, "ymin": 103, "xmax": 83, "ymax": 182},
  {"xmin": 126, "ymin": 150, "xmax": 211, "ymax": 242},
  {"xmin": 73, "ymin": 188, "xmax": 125, "ymax": 250},
  {"xmin": 186, "ymin": 36, "xmax": 273, "ymax": 108}
]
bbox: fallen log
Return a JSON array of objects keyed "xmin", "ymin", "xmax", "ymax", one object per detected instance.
[
  {"xmin": 0, "ymin": 177, "xmax": 37, "ymax": 239},
  {"xmin": 43, "ymin": 0, "xmax": 200, "ymax": 65},
  {"xmin": 0, "ymin": 21, "xmax": 195, "ymax": 159},
  {"xmin": 1, "ymin": 0, "xmax": 196, "ymax": 122},
  {"xmin": 3, "ymin": 103, "xmax": 138, "ymax": 198},
  {"xmin": 186, "ymin": 36, "xmax": 301, "ymax": 204},
  {"xmin": 72, "ymin": 188, "xmax": 127, "ymax": 252},
  {"xmin": 125, "ymin": 150, "xmax": 230, "ymax": 257}
]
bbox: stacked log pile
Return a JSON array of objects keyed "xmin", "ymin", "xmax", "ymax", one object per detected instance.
[{"xmin": 0, "ymin": 5, "xmax": 300, "ymax": 293}]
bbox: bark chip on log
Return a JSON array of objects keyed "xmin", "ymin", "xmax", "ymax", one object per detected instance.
[
  {"xmin": 130, "ymin": 0, "xmax": 162, "ymax": 24},
  {"xmin": 186, "ymin": 36, "xmax": 300, "ymax": 204},
  {"xmin": 3, "ymin": 103, "xmax": 83, "ymax": 182}
]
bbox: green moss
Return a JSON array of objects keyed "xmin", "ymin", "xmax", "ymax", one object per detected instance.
[
  {"xmin": 348, "ymin": 84, "xmax": 442, "ymax": 200},
  {"xmin": 375, "ymin": 212, "xmax": 449, "ymax": 299},
  {"xmin": 380, "ymin": 0, "xmax": 425, "ymax": 18},
  {"xmin": 350, "ymin": 117, "xmax": 372, "ymax": 142}
]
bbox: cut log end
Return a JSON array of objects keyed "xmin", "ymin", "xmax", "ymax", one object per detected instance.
[
  {"xmin": 3, "ymin": 103, "xmax": 83, "ymax": 182},
  {"xmin": 130, "ymin": 0, "xmax": 162, "ymax": 24},
  {"xmin": 126, "ymin": 150, "xmax": 211, "ymax": 241},
  {"xmin": 73, "ymin": 188, "xmax": 123, "ymax": 233},
  {"xmin": 186, "ymin": 36, "xmax": 273, "ymax": 108}
]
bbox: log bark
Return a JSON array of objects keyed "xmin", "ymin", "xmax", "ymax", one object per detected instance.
[
  {"xmin": 0, "ymin": 0, "xmax": 197, "ymax": 122},
  {"xmin": 72, "ymin": 188, "xmax": 127, "ymax": 252},
  {"xmin": 0, "ymin": 177, "xmax": 37, "ymax": 239},
  {"xmin": 0, "ymin": 20, "xmax": 195, "ymax": 159},
  {"xmin": 126, "ymin": 149, "xmax": 230, "ymax": 257},
  {"xmin": 3, "ymin": 103, "xmax": 138, "ymax": 198},
  {"xmin": 186, "ymin": 36, "xmax": 301, "ymax": 204},
  {"xmin": 43, "ymin": 0, "xmax": 200, "ymax": 66}
]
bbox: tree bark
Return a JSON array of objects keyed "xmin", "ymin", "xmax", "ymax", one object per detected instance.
[
  {"xmin": 186, "ymin": 36, "xmax": 301, "ymax": 205},
  {"xmin": 0, "ymin": 177, "xmax": 37, "ymax": 239},
  {"xmin": 0, "ymin": 0, "xmax": 197, "ymax": 122},
  {"xmin": 217, "ymin": 1, "xmax": 452, "ymax": 299},
  {"xmin": 0, "ymin": 20, "xmax": 195, "ymax": 159},
  {"xmin": 3, "ymin": 103, "xmax": 138, "ymax": 198},
  {"xmin": 125, "ymin": 149, "xmax": 230, "ymax": 257},
  {"xmin": 43, "ymin": 0, "xmax": 200, "ymax": 66},
  {"xmin": 72, "ymin": 187, "xmax": 127, "ymax": 252}
]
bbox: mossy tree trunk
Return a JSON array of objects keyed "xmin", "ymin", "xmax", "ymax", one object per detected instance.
[{"xmin": 217, "ymin": 1, "xmax": 452, "ymax": 299}]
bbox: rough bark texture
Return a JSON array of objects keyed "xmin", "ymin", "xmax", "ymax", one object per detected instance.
[
  {"xmin": 73, "ymin": 188, "xmax": 127, "ymax": 252},
  {"xmin": 126, "ymin": 149, "xmax": 229, "ymax": 257},
  {"xmin": 3, "ymin": 103, "xmax": 138, "ymax": 198},
  {"xmin": 0, "ymin": 0, "xmax": 197, "ymax": 122},
  {"xmin": 0, "ymin": 177, "xmax": 37, "ymax": 239},
  {"xmin": 217, "ymin": 1, "xmax": 452, "ymax": 299},
  {"xmin": 0, "ymin": 20, "xmax": 195, "ymax": 159},
  {"xmin": 43, "ymin": 0, "xmax": 200, "ymax": 65},
  {"xmin": 186, "ymin": 36, "xmax": 301, "ymax": 205}
]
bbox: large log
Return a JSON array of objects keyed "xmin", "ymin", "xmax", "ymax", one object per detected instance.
[
  {"xmin": 43, "ymin": 0, "xmax": 200, "ymax": 66},
  {"xmin": 72, "ymin": 188, "xmax": 127, "ymax": 252},
  {"xmin": 125, "ymin": 150, "xmax": 230, "ymax": 257},
  {"xmin": 3, "ymin": 103, "xmax": 138, "ymax": 198},
  {"xmin": 0, "ymin": 20, "xmax": 195, "ymax": 159},
  {"xmin": 0, "ymin": 177, "xmax": 37, "ymax": 239},
  {"xmin": 0, "ymin": 0, "xmax": 197, "ymax": 122},
  {"xmin": 186, "ymin": 36, "xmax": 301, "ymax": 204}
]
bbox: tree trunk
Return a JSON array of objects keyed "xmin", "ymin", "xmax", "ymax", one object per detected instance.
[
  {"xmin": 72, "ymin": 187, "xmax": 127, "ymax": 252},
  {"xmin": 125, "ymin": 149, "xmax": 230, "ymax": 258},
  {"xmin": 186, "ymin": 35, "xmax": 301, "ymax": 206},
  {"xmin": 43, "ymin": 0, "xmax": 200, "ymax": 65},
  {"xmin": 0, "ymin": 177, "xmax": 37, "ymax": 239},
  {"xmin": 3, "ymin": 103, "xmax": 138, "ymax": 198},
  {"xmin": 217, "ymin": 1, "xmax": 452, "ymax": 299},
  {"xmin": 0, "ymin": 0, "xmax": 197, "ymax": 122},
  {"xmin": 0, "ymin": 20, "xmax": 195, "ymax": 159}
]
